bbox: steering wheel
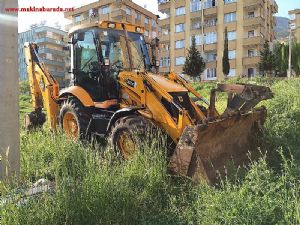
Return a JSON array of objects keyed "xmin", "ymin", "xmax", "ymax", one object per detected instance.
[
  {"xmin": 110, "ymin": 60, "xmax": 123, "ymax": 71},
  {"xmin": 88, "ymin": 61, "xmax": 101, "ymax": 80}
]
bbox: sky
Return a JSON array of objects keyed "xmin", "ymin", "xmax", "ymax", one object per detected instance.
[{"xmin": 15, "ymin": 0, "xmax": 300, "ymax": 33}]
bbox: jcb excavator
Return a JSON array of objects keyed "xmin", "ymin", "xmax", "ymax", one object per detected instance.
[{"xmin": 24, "ymin": 21, "xmax": 273, "ymax": 184}]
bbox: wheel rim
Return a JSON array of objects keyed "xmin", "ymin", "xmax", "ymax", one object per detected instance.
[
  {"xmin": 117, "ymin": 131, "xmax": 137, "ymax": 159},
  {"xmin": 63, "ymin": 112, "xmax": 79, "ymax": 139}
]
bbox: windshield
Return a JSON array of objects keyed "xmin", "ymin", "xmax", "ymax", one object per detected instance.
[
  {"xmin": 127, "ymin": 31, "xmax": 152, "ymax": 71},
  {"xmin": 74, "ymin": 28, "xmax": 152, "ymax": 73}
]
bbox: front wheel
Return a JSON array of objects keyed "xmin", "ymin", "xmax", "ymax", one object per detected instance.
[
  {"xmin": 108, "ymin": 115, "xmax": 154, "ymax": 159},
  {"xmin": 59, "ymin": 98, "xmax": 91, "ymax": 140}
]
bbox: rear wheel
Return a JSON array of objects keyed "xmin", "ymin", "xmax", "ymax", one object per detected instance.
[
  {"xmin": 109, "ymin": 115, "xmax": 154, "ymax": 159},
  {"xmin": 59, "ymin": 98, "xmax": 91, "ymax": 140}
]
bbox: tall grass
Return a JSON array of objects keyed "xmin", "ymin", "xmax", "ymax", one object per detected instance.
[{"xmin": 1, "ymin": 78, "xmax": 300, "ymax": 224}]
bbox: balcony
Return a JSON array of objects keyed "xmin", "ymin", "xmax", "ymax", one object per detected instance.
[
  {"xmin": 271, "ymin": 0, "xmax": 278, "ymax": 13},
  {"xmin": 243, "ymin": 56, "xmax": 260, "ymax": 65},
  {"xmin": 38, "ymin": 48, "xmax": 65, "ymax": 57},
  {"xmin": 243, "ymin": 36, "xmax": 263, "ymax": 46},
  {"xmin": 224, "ymin": 2, "xmax": 237, "ymax": 14},
  {"xmin": 204, "ymin": 7, "xmax": 217, "ymax": 17},
  {"xmin": 243, "ymin": 0, "xmax": 263, "ymax": 10},
  {"xmin": 159, "ymin": 18, "xmax": 170, "ymax": 27},
  {"xmin": 204, "ymin": 43, "xmax": 217, "ymax": 51},
  {"xmin": 49, "ymin": 71, "xmax": 65, "ymax": 77},
  {"xmin": 35, "ymin": 37, "xmax": 65, "ymax": 46},
  {"xmin": 243, "ymin": 16, "xmax": 265, "ymax": 28},
  {"xmin": 205, "ymin": 61, "xmax": 217, "ymax": 68},
  {"xmin": 111, "ymin": 9, "xmax": 126, "ymax": 21},
  {"xmin": 158, "ymin": 0, "xmax": 170, "ymax": 11},
  {"xmin": 159, "ymin": 34, "xmax": 170, "ymax": 42},
  {"xmin": 42, "ymin": 59, "xmax": 65, "ymax": 67}
]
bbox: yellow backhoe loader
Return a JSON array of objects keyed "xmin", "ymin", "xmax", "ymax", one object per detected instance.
[{"xmin": 24, "ymin": 21, "xmax": 273, "ymax": 184}]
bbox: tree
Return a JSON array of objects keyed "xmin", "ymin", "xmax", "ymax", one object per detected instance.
[
  {"xmin": 292, "ymin": 42, "xmax": 300, "ymax": 76},
  {"xmin": 259, "ymin": 41, "xmax": 275, "ymax": 76},
  {"xmin": 222, "ymin": 27, "xmax": 230, "ymax": 77},
  {"xmin": 183, "ymin": 36, "xmax": 205, "ymax": 80},
  {"xmin": 273, "ymin": 43, "xmax": 288, "ymax": 77}
]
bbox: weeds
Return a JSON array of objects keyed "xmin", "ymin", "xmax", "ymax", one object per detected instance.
[{"xmin": 1, "ymin": 78, "xmax": 300, "ymax": 224}]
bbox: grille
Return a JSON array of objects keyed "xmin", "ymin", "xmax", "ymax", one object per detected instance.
[{"xmin": 161, "ymin": 92, "xmax": 196, "ymax": 120}]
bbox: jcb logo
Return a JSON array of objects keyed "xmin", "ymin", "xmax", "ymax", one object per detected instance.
[{"xmin": 178, "ymin": 96, "xmax": 184, "ymax": 102}]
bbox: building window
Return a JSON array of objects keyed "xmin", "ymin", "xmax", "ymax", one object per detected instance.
[
  {"xmin": 248, "ymin": 30, "xmax": 255, "ymax": 37},
  {"xmin": 248, "ymin": 49, "xmax": 257, "ymax": 57},
  {"xmin": 175, "ymin": 40, "xmax": 185, "ymax": 49},
  {"xmin": 228, "ymin": 50, "xmax": 236, "ymax": 59},
  {"xmin": 160, "ymin": 57, "xmax": 170, "ymax": 67},
  {"xmin": 224, "ymin": 12, "xmax": 236, "ymax": 23},
  {"xmin": 161, "ymin": 43, "xmax": 170, "ymax": 51},
  {"xmin": 224, "ymin": 0, "xmax": 236, "ymax": 4},
  {"xmin": 228, "ymin": 31, "xmax": 236, "ymax": 40},
  {"xmin": 175, "ymin": 57, "xmax": 185, "ymax": 66},
  {"xmin": 74, "ymin": 15, "xmax": 81, "ymax": 23},
  {"xmin": 191, "ymin": 20, "xmax": 201, "ymax": 30},
  {"xmin": 248, "ymin": 68, "xmax": 256, "ymax": 77},
  {"xmin": 190, "ymin": 0, "xmax": 201, "ymax": 12},
  {"xmin": 152, "ymin": 19, "xmax": 157, "ymax": 27},
  {"xmin": 205, "ymin": 68, "xmax": 217, "ymax": 79},
  {"xmin": 100, "ymin": 5, "xmax": 110, "ymax": 14},
  {"xmin": 145, "ymin": 17, "xmax": 149, "ymax": 24},
  {"xmin": 190, "ymin": 35, "xmax": 202, "ymax": 46},
  {"xmin": 152, "ymin": 31, "xmax": 157, "ymax": 38},
  {"xmin": 162, "ymin": 28, "xmax": 169, "ymax": 35},
  {"xmin": 204, "ymin": 0, "xmax": 216, "ymax": 9},
  {"xmin": 205, "ymin": 32, "xmax": 217, "ymax": 44},
  {"xmin": 175, "ymin": 7, "xmax": 185, "ymax": 16},
  {"xmin": 125, "ymin": 7, "xmax": 131, "ymax": 15},
  {"xmin": 135, "ymin": 12, "xmax": 141, "ymax": 20},
  {"xmin": 228, "ymin": 68, "xmax": 236, "ymax": 76},
  {"xmin": 175, "ymin": 23, "xmax": 185, "ymax": 33},
  {"xmin": 247, "ymin": 11, "xmax": 255, "ymax": 18},
  {"xmin": 205, "ymin": 18, "xmax": 217, "ymax": 27},
  {"xmin": 144, "ymin": 30, "xmax": 149, "ymax": 37},
  {"xmin": 206, "ymin": 52, "xmax": 217, "ymax": 62}
]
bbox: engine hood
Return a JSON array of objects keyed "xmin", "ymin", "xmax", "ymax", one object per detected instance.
[{"xmin": 148, "ymin": 73, "xmax": 187, "ymax": 93}]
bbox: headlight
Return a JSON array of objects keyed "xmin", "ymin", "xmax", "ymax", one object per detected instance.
[
  {"xmin": 108, "ymin": 23, "xmax": 116, "ymax": 29},
  {"xmin": 136, "ymin": 27, "xmax": 141, "ymax": 32}
]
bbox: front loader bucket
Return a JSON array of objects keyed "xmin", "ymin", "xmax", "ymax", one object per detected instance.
[
  {"xmin": 169, "ymin": 107, "xmax": 267, "ymax": 184},
  {"xmin": 169, "ymin": 83, "xmax": 273, "ymax": 184}
]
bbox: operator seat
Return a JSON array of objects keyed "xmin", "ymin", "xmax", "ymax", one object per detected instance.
[{"xmin": 94, "ymin": 99, "xmax": 118, "ymax": 110}]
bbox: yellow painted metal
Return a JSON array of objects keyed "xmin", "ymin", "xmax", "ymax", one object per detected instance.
[
  {"xmin": 118, "ymin": 71, "xmax": 196, "ymax": 142},
  {"xmin": 60, "ymin": 86, "xmax": 94, "ymax": 107},
  {"xmin": 24, "ymin": 42, "xmax": 59, "ymax": 130},
  {"xmin": 68, "ymin": 21, "xmax": 145, "ymax": 37}
]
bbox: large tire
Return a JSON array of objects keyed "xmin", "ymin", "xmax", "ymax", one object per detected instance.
[
  {"xmin": 108, "ymin": 115, "xmax": 156, "ymax": 159},
  {"xmin": 59, "ymin": 98, "xmax": 91, "ymax": 140}
]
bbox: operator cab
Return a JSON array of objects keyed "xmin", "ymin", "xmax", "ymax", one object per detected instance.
[{"xmin": 69, "ymin": 22, "xmax": 152, "ymax": 107}]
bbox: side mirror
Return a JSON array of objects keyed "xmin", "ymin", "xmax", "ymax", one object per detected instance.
[{"xmin": 150, "ymin": 37, "xmax": 160, "ymax": 73}]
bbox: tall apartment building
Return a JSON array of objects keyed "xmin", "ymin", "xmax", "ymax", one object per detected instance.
[
  {"xmin": 18, "ymin": 25, "xmax": 67, "ymax": 86},
  {"xmin": 64, "ymin": 0, "xmax": 158, "ymax": 43},
  {"xmin": 289, "ymin": 9, "xmax": 300, "ymax": 43},
  {"xmin": 158, "ymin": 0, "xmax": 278, "ymax": 80}
]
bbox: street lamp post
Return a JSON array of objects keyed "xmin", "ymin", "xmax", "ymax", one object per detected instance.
[{"xmin": 288, "ymin": 28, "xmax": 292, "ymax": 78}]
